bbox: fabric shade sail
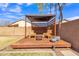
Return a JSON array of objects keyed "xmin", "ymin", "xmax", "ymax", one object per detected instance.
[{"xmin": 26, "ymin": 14, "xmax": 55, "ymax": 27}]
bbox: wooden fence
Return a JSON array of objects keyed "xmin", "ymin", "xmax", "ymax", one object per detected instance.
[{"xmin": 0, "ymin": 27, "xmax": 26, "ymax": 36}]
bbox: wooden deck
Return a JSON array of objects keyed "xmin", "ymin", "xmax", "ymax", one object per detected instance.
[{"xmin": 10, "ymin": 38, "xmax": 71, "ymax": 49}]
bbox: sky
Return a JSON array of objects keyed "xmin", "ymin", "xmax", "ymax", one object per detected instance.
[{"xmin": 0, "ymin": 3, "xmax": 79, "ymax": 26}]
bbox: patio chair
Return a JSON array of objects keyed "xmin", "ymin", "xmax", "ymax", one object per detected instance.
[
  {"xmin": 43, "ymin": 29, "xmax": 52, "ymax": 39},
  {"xmin": 29, "ymin": 30, "xmax": 36, "ymax": 39}
]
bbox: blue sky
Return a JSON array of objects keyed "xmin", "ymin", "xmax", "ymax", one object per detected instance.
[{"xmin": 0, "ymin": 3, "xmax": 79, "ymax": 26}]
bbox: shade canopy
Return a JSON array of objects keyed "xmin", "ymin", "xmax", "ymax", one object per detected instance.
[
  {"xmin": 26, "ymin": 14, "xmax": 56, "ymax": 27},
  {"xmin": 26, "ymin": 14, "xmax": 55, "ymax": 22}
]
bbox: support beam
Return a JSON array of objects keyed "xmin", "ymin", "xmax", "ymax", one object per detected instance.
[
  {"xmin": 53, "ymin": 4, "xmax": 57, "ymax": 36},
  {"xmin": 53, "ymin": 19, "xmax": 56, "ymax": 36},
  {"xmin": 25, "ymin": 16, "xmax": 27, "ymax": 38}
]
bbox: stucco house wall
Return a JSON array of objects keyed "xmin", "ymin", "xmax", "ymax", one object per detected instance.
[
  {"xmin": 11, "ymin": 20, "xmax": 32, "ymax": 27},
  {"xmin": 60, "ymin": 19, "xmax": 79, "ymax": 52}
]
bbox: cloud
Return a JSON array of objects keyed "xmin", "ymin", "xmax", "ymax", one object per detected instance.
[
  {"xmin": 0, "ymin": 3, "xmax": 22, "ymax": 13},
  {"xmin": 17, "ymin": 3, "xmax": 33, "ymax": 6},
  {"xmin": 0, "ymin": 14, "xmax": 24, "ymax": 26},
  {"xmin": 0, "ymin": 3, "xmax": 8, "ymax": 8},
  {"xmin": 17, "ymin": 3, "xmax": 23, "ymax": 5},
  {"xmin": 0, "ymin": 3, "xmax": 9, "ymax": 11},
  {"xmin": 0, "ymin": 13, "xmax": 19, "ymax": 21},
  {"xmin": 6, "ymin": 15, "xmax": 24, "ymax": 20},
  {"xmin": 66, "ymin": 16, "xmax": 79, "ymax": 21},
  {"xmin": 6, "ymin": 15, "xmax": 18, "ymax": 19},
  {"xmin": 27, "ymin": 3, "xmax": 33, "ymax": 6},
  {"xmin": 0, "ymin": 3, "xmax": 33, "ymax": 26},
  {"xmin": 1, "ymin": 13, "xmax": 24, "ymax": 20},
  {"xmin": 0, "ymin": 18, "xmax": 12, "ymax": 26},
  {"xmin": 65, "ymin": 3, "xmax": 73, "ymax": 6},
  {"xmin": 9, "ymin": 5, "xmax": 22, "ymax": 13}
]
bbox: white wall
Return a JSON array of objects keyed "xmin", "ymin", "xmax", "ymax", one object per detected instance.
[{"xmin": 12, "ymin": 20, "xmax": 32, "ymax": 27}]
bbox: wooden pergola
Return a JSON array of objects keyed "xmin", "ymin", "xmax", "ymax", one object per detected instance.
[
  {"xmin": 11, "ymin": 4, "xmax": 72, "ymax": 49},
  {"xmin": 24, "ymin": 14, "xmax": 56, "ymax": 38},
  {"xmin": 11, "ymin": 15, "xmax": 71, "ymax": 49},
  {"xmin": 24, "ymin": 3, "xmax": 64, "ymax": 39}
]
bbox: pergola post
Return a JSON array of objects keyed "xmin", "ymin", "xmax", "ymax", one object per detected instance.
[
  {"xmin": 53, "ymin": 4, "xmax": 57, "ymax": 36},
  {"xmin": 53, "ymin": 19, "xmax": 56, "ymax": 36},
  {"xmin": 25, "ymin": 16, "xmax": 27, "ymax": 38}
]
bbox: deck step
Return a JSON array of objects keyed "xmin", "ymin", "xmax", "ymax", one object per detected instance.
[{"xmin": 10, "ymin": 39, "xmax": 71, "ymax": 49}]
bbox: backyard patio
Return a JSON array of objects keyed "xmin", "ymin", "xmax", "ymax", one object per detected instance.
[
  {"xmin": 0, "ymin": 35, "xmax": 78, "ymax": 56},
  {"xmin": 0, "ymin": 14, "xmax": 78, "ymax": 56}
]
